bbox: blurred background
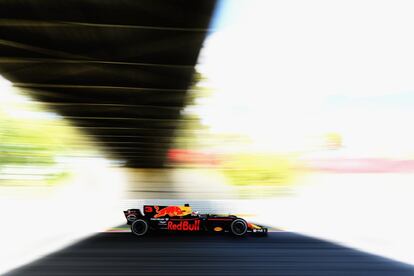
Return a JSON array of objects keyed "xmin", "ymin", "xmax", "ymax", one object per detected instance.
[{"xmin": 1, "ymin": 0, "xmax": 414, "ymax": 274}]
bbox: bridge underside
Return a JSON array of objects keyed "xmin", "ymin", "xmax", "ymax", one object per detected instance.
[{"xmin": 0, "ymin": 0, "xmax": 217, "ymax": 167}]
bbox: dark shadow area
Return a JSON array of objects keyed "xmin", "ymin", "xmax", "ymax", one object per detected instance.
[
  {"xmin": 0, "ymin": 0, "xmax": 218, "ymax": 168},
  {"xmin": 7, "ymin": 232, "xmax": 414, "ymax": 276}
]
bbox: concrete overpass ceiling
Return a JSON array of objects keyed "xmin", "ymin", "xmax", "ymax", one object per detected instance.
[{"xmin": 0, "ymin": 0, "xmax": 217, "ymax": 167}]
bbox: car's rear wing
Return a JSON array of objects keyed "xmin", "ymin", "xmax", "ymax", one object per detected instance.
[{"xmin": 123, "ymin": 209, "xmax": 144, "ymax": 224}]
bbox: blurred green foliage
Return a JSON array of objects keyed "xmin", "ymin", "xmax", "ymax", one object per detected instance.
[
  {"xmin": 0, "ymin": 101, "xmax": 92, "ymax": 185},
  {"xmin": 174, "ymin": 74, "xmax": 299, "ymax": 193},
  {"xmin": 222, "ymin": 154, "xmax": 295, "ymax": 186},
  {"xmin": 0, "ymin": 109, "xmax": 73, "ymax": 166}
]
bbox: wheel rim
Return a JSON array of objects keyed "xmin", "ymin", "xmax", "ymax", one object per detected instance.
[
  {"xmin": 132, "ymin": 220, "xmax": 148, "ymax": 235},
  {"xmin": 231, "ymin": 219, "xmax": 247, "ymax": 235}
]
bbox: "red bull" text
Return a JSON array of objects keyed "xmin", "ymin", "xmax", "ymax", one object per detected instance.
[{"xmin": 167, "ymin": 220, "xmax": 200, "ymax": 231}]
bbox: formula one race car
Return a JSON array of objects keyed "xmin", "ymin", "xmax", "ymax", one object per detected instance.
[{"xmin": 123, "ymin": 204, "xmax": 268, "ymax": 237}]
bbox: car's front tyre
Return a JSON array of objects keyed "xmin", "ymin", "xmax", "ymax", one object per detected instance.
[
  {"xmin": 131, "ymin": 219, "xmax": 149, "ymax": 236},
  {"xmin": 230, "ymin": 218, "xmax": 248, "ymax": 236}
]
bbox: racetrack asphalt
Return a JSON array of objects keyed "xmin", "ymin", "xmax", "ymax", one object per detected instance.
[{"xmin": 6, "ymin": 231, "xmax": 414, "ymax": 276}]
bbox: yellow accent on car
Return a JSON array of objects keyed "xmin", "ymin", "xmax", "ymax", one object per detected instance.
[
  {"xmin": 249, "ymin": 223, "xmax": 261, "ymax": 230},
  {"xmin": 214, "ymin": 227, "xmax": 223, "ymax": 232}
]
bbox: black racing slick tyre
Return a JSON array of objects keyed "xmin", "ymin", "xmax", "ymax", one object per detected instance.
[
  {"xmin": 131, "ymin": 219, "xmax": 149, "ymax": 236},
  {"xmin": 230, "ymin": 218, "xmax": 248, "ymax": 236}
]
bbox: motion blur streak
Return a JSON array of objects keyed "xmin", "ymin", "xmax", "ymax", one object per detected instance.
[
  {"xmin": 0, "ymin": 76, "xmax": 126, "ymax": 274},
  {"xmin": 169, "ymin": 0, "xmax": 414, "ymax": 267},
  {"xmin": 3, "ymin": 0, "xmax": 414, "ymax": 274},
  {"xmin": 7, "ymin": 233, "xmax": 414, "ymax": 276}
]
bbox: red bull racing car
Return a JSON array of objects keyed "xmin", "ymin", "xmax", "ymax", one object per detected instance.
[{"xmin": 123, "ymin": 204, "xmax": 267, "ymax": 237}]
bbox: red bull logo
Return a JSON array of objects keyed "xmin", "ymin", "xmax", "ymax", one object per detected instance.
[
  {"xmin": 154, "ymin": 206, "xmax": 191, "ymax": 218},
  {"xmin": 167, "ymin": 220, "xmax": 200, "ymax": 231}
]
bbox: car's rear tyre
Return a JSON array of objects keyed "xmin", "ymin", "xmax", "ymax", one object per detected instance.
[
  {"xmin": 230, "ymin": 218, "xmax": 248, "ymax": 236},
  {"xmin": 131, "ymin": 219, "xmax": 149, "ymax": 236}
]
